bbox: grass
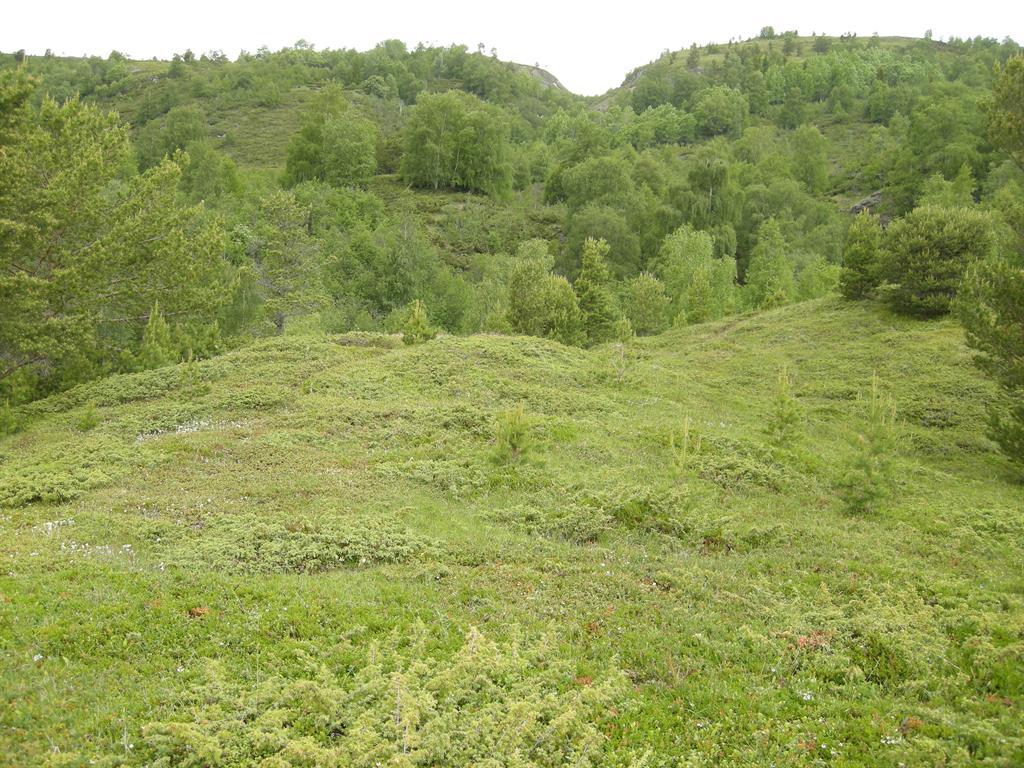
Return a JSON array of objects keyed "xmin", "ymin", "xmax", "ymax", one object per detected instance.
[{"xmin": 0, "ymin": 298, "xmax": 1021, "ymax": 766}]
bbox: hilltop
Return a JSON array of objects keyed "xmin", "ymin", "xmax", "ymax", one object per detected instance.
[{"xmin": 1, "ymin": 299, "xmax": 1021, "ymax": 765}]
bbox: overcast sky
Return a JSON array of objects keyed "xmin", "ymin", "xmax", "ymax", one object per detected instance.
[{"xmin": 4, "ymin": 1, "xmax": 1020, "ymax": 95}]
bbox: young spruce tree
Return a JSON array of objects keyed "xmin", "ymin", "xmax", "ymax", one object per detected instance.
[
  {"xmin": 575, "ymin": 238, "xmax": 620, "ymax": 345},
  {"xmin": 745, "ymin": 219, "xmax": 795, "ymax": 310},
  {"xmin": 837, "ymin": 376, "xmax": 898, "ymax": 514},
  {"xmin": 402, "ymin": 300, "xmax": 437, "ymax": 345},
  {"xmin": 136, "ymin": 301, "xmax": 178, "ymax": 370},
  {"xmin": 839, "ymin": 211, "xmax": 883, "ymax": 300},
  {"xmin": 764, "ymin": 365, "xmax": 803, "ymax": 450}
]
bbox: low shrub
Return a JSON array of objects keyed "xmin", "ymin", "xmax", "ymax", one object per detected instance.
[
  {"xmin": 140, "ymin": 626, "xmax": 629, "ymax": 767},
  {"xmin": 189, "ymin": 513, "xmax": 428, "ymax": 573}
]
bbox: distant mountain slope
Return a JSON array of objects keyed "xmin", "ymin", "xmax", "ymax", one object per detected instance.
[{"xmin": 510, "ymin": 61, "xmax": 569, "ymax": 91}]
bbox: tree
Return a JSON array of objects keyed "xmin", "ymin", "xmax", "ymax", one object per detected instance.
[
  {"xmin": 493, "ymin": 403, "xmax": 532, "ymax": 464},
  {"xmin": 321, "ymin": 115, "xmax": 378, "ymax": 186},
  {"xmin": 622, "ymin": 273, "xmax": 670, "ymax": 336},
  {"xmin": 0, "ymin": 95, "xmax": 225, "ymax": 396},
  {"xmin": 179, "ymin": 141, "xmax": 242, "ymax": 202},
  {"xmin": 685, "ymin": 145, "xmax": 744, "ymax": 232},
  {"xmin": 796, "ymin": 255, "xmax": 841, "ymax": 300},
  {"xmin": 237, "ymin": 191, "xmax": 327, "ymax": 334},
  {"xmin": 574, "ymin": 238, "xmax": 621, "ymax": 345},
  {"xmin": 563, "ymin": 204, "xmax": 642, "ymax": 279},
  {"xmin": 400, "ymin": 90, "xmax": 512, "ymax": 197},
  {"xmin": 284, "ymin": 90, "xmax": 378, "ymax": 187},
  {"xmin": 686, "ymin": 45, "xmax": 700, "ymax": 69},
  {"xmin": 957, "ymin": 55, "xmax": 1024, "ymax": 466},
  {"xmin": 791, "ymin": 124, "xmax": 829, "ymax": 195},
  {"xmin": 136, "ymin": 302, "xmax": 177, "ymax": 370},
  {"xmin": 505, "ymin": 240, "xmax": 585, "ymax": 346},
  {"xmin": 135, "ymin": 104, "xmax": 207, "ymax": 170},
  {"xmin": 957, "ymin": 259, "xmax": 1024, "ymax": 466},
  {"xmin": 693, "ymin": 86, "xmax": 748, "ymax": 138},
  {"xmin": 764, "ymin": 365, "xmax": 803, "ymax": 450},
  {"xmin": 401, "ymin": 300, "xmax": 438, "ymax": 345},
  {"xmin": 984, "ymin": 54, "xmax": 1024, "ymax": 172},
  {"xmin": 0, "ymin": 69, "xmax": 34, "ymax": 145},
  {"xmin": 837, "ymin": 376, "xmax": 898, "ymax": 514},
  {"xmin": 744, "ymin": 219, "xmax": 795, "ymax": 309},
  {"xmin": 329, "ymin": 216, "xmax": 461, "ymax": 324},
  {"xmin": 918, "ymin": 165, "xmax": 975, "ymax": 208},
  {"xmin": 652, "ymin": 224, "xmax": 737, "ymax": 324},
  {"xmin": 506, "ymin": 240, "xmax": 555, "ymax": 337},
  {"xmin": 883, "ymin": 206, "xmax": 995, "ymax": 316},
  {"xmin": 839, "ymin": 212, "xmax": 884, "ymax": 299},
  {"xmin": 560, "ymin": 154, "xmax": 636, "ymax": 212},
  {"xmin": 542, "ymin": 277, "xmax": 587, "ymax": 347},
  {"xmin": 778, "ymin": 86, "xmax": 806, "ymax": 130}
]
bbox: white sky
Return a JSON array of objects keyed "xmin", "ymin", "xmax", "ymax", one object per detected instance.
[{"xmin": 3, "ymin": 1, "xmax": 1021, "ymax": 95}]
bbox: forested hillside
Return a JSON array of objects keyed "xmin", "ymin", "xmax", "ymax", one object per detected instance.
[
  {"xmin": 1, "ymin": 27, "xmax": 1024, "ymax": 767},
  {"xmin": 1, "ymin": 33, "xmax": 1022, "ymax": 405}
]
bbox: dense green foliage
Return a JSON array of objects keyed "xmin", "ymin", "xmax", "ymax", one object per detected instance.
[
  {"xmin": 0, "ymin": 83, "xmax": 225, "ymax": 397},
  {"xmin": 958, "ymin": 54, "xmax": 1024, "ymax": 466},
  {"xmin": 283, "ymin": 88, "xmax": 378, "ymax": 187},
  {"xmin": 3, "ymin": 34, "xmax": 1022, "ymax": 404},
  {"xmin": 839, "ymin": 212, "xmax": 884, "ymax": 298},
  {"xmin": 882, "ymin": 206, "xmax": 996, "ymax": 316},
  {"xmin": 400, "ymin": 90, "xmax": 513, "ymax": 196},
  {"xmin": 652, "ymin": 223, "xmax": 737, "ymax": 324},
  {"xmin": 574, "ymin": 238, "xmax": 622, "ymax": 345},
  {"xmin": 745, "ymin": 218, "xmax": 796, "ymax": 309},
  {"xmin": 958, "ymin": 258, "xmax": 1024, "ymax": 464}
]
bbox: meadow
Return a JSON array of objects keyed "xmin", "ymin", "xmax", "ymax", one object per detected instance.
[{"xmin": 1, "ymin": 299, "xmax": 1021, "ymax": 766}]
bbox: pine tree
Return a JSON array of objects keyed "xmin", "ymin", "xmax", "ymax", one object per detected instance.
[
  {"xmin": 542, "ymin": 276, "xmax": 587, "ymax": 347},
  {"xmin": 506, "ymin": 240, "xmax": 554, "ymax": 337},
  {"xmin": 493, "ymin": 403, "xmax": 532, "ymax": 464},
  {"xmin": 574, "ymin": 238, "xmax": 620, "ymax": 345},
  {"xmin": 745, "ymin": 219, "xmax": 795, "ymax": 309},
  {"xmin": 0, "ymin": 399, "xmax": 21, "ymax": 436},
  {"xmin": 621, "ymin": 273, "xmax": 669, "ymax": 336},
  {"xmin": 764, "ymin": 365, "xmax": 803, "ymax": 450},
  {"xmin": 505, "ymin": 240, "xmax": 585, "ymax": 347},
  {"xmin": 0, "ymin": 93, "xmax": 225, "ymax": 395},
  {"xmin": 137, "ymin": 301, "xmax": 178, "ymax": 370},
  {"xmin": 244, "ymin": 190, "xmax": 327, "ymax": 334},
  {"xmin": 837, "ymin": 376, "xmax": 898, "ymax": 514},
  {"xmin": 957, "ymin": 258, "xmax": 1024, "ymax": 466},
  {"xmin": 983, "ymin": 54, "xmax": 1024, "ymax": 173},
  {"xmin": 957, "ymin": 52, "xmax": 1024, "ymax": 467},
  {"xmin": 839, "ymin": 212, "xmax": 883, "ymax": 299},
  {"xmin": 883, "ymin": 206, "xmax": 995, "ymax": 316},
  {"xmin": 402, "ymin": 300, "xmax": 437, "ymax": 345},
  {"xmin": 679, "ymin": 268, "xmax": 714, "ymax": 325}
]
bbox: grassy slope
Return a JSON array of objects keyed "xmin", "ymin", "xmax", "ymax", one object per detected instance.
[{"xmin": 0, "ymin": 299, "xmax": 1021, "ymax": 765}]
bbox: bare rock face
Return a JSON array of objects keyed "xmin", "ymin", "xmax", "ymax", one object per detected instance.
[
  {"xmin": 510, "ymin": 63, "xmax": 569, "ymax": 92},
  {"xmin": 849, "ymin": 190, "xmax": 891, "ymax": 225},
  {"xmin": 849, "ymin": 190, "xmax": 883, "ymax": 215}
]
